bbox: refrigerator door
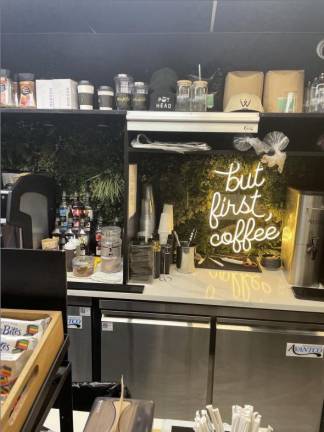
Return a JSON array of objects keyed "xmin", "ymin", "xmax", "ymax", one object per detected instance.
[
  {"xmin": 67, "ymin": 306, "xmax": 92, "ymax": 382},
  {"xmin": 213, "ymin": 319, "xmax": 324, "ymax": 432},
  {"xmin": 101, "ymin": 312, "xmax": 211, "ymax": 420}
]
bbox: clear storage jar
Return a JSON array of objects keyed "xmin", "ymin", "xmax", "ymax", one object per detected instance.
[
  {"xmin": 0, "ymin": 69, "xmax": 13, "ymax": 107},
  {"xmin": 132, "ymin": 81, "xmax": 148, "ymax": 110},
  {"xmin": 190, "ymin": 80, "xmax": 208, "ymax": 112},
  {"xmin": 176, "ymin": 80, "xmax": 192, "ymax": 111},
  {"xmin": 72, "ymin": 256, "xmax": 94, "ymax": 277},
  {"xmin": 100, "ymin": 226, "xmax": 122, "ymax": 273},
  {"xmin": 18, "ymin": 73, "xmax": 36, "ymax": 108},
  {"xmin": 114, "ymin": 74, "xmax": 133, "ymax": 110}
]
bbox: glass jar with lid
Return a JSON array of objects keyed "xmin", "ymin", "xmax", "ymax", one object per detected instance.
[
  {"xmin": 100, "ymin": 226, "xmax": 122, "ymax": 273},
  {"xmin": 190, "ymin": 80, "xmax": 208, "ymax": 112},
  {"xmin": 114, "ymin": 74, "xmax": 133, "ymax": 110},
  {"xmin": 0, "ymin": 69, "xmax": 13, "ymax": 107},
  {"xmin": 18, "ymin": 73, "xmax": 36, "ymax": 108},
  {"xmin": 176, "ymin": 80, "xmax": 192, "ymax": 111},
  {"xmin": 132, "ymin": 82, "xmax": 148, "ymax": 110},
  {"xmin": 72, "ymin": 256, "xmax": 94, "ymax": 278}
]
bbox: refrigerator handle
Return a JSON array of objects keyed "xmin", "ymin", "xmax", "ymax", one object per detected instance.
[
  {"xmin": 101, "ymin": 315, "xmax": 210, "ymax": 329},
  {"xmin": 216, "ymin": 323, "xmax": 324, "ymax": 337}
]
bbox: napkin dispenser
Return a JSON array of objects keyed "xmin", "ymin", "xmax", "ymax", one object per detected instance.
[{"xmin": 83, "ymin": 398, "xmax": 154, "ymax": 432}]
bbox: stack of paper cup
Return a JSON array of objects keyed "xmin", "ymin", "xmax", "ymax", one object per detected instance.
[
  {"xmin": 158, "ymin": 212, "xmax": 170, "ymax": 245},
  {"xmin": 139, "ymin": 183, "xmax": 156, "ymax": 241},
  {"xmin": 163, "ymin": 204, "xmax": 174, "ymax": 233}
]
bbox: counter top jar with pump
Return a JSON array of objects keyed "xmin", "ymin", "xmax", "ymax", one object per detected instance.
[{"xmin": 100, "ymin": 226, "xmax": 122, "ymax": 273}]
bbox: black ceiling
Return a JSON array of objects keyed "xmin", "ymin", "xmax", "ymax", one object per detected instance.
[{"xmin": 1, "ymin": 0, "xmax": 324, "ymax": 84}]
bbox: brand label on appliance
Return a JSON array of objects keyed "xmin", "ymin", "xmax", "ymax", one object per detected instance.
[
  {"xmin": 102, "ymin": 321, "xmax": 113, "ymax": 332},
  {"xmin": 80, "ymin": 307, "xmax": 91, "ymax": 317},
  {"xmin": 67, "ymin": 315, "xmax": 82, "ymax": 329},
  {"xmin": 286, "ymin": 343, "xmax": 324, "ymax": 358}
]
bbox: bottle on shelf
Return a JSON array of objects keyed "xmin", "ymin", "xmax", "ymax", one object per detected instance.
[
  {"xmin": 95, "ymin": 216, "xmax": 103, "ymax": 256},
  {"xmin": 310, "ymin": 76, "xmax": 319, "ymax": 112},
  {"xmin": 79, "ymin": 219, "xmax": 89, "ymax": 255},
  {"xmin": 52, "ymin": 216, "xmax": 61, "ymax": 239},
  {"xmin": 303, "ymin": 81, "xmax": 311, "ymax": 113},
  {"xmin": 316, "ymin": 73, "xmax": 324, "ymax": 112},
  {"xmin": 65, "ymin": 224, "xmax": 75, "ymax": 242},
  {"xmin": 72, "ymin": 192, "xmax": 81, "ymax": 234},
  {"xmin": 67, "ymin": 205, "xmax": 73, "ymax": 230},
  {"xmin": 59, "ymin": 232, "xmax": 66, "ymax": 250},
  {"xmin": 59, "ymin": 191, "xmax": 68, "ymax": 230},
  {"xmin": 83, "ymin": 192, "xmax": 93, "ymax": 234}
]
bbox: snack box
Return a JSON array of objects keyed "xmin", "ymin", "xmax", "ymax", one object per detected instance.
[{"xmin": 0, "ymin": 309, "xmax": 64, "ymax": 432}]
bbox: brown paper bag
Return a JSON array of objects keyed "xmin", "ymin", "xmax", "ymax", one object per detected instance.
[
  {"xmin": 223, "ymin": 71, "xmax": 264, "ymax": 110},
  {"xmin": 263, "ymin": 70, "xmax": 305, "ymax": 113}
]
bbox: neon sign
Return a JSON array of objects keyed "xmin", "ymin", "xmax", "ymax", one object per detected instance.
[{"xmin": 209, "ymin": 162, "xmax": 280, "ymax": 253}]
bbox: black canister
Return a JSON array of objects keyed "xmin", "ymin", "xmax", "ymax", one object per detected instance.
[
  {"xmin": 98, "ymin": 85, "xmax": 114, "ymax": 110},
  {"xmin": 160, "ymin": 245, "xmax": 171, "ymax": 274},
  {"xmin": 77, "ymin": 80, "xmax": 94, "ymax": 110},
  {"xmin": 150, "ymin": 92, "xmax": 176, "ymax": 111},
  {"xmin": 152, "ymin": 240, "xmax": 161, "ymax": 279}
]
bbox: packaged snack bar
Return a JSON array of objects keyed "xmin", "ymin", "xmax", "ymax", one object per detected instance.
[
  {"xmin": 0, "ymin": 351, "xmax": 32, "ymax": 385},
  {"xmin": 1, "ymin": 317, "xmax": 50, "ymax": 338},
  {"xmin": 0, "ymin": 335, "xmax": 39, "ymax": 354},
  {"xmin": 0, "ymin": 383, "xmax": 13, "ymax": 404}
]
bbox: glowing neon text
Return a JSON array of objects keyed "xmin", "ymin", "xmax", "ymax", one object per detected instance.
[{"xmin": 209, "ymin": 162, "xmax": 280, "ymax": 253}]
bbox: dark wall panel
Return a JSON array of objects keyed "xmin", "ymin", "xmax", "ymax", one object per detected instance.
[
  {"xmin": 1, "ymin": 1, "xmax": 323, "ymax": 85},
  {"xmin": 215, "ymin": 0, "xmax": 324, "ymax": 33},
  {"xmin": 1, "ymin": 0, "xmax": 213, "ymax": 34},
  {"xmin": 2, "ymin": 32, "xmax": 323, "ymax": 85}
]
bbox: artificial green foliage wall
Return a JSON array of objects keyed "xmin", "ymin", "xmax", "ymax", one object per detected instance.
[
  {"xmin": 138, "ymin": 152, "xmax": 324, "ymax": 256},
  {"xmin": 1, "ymin": 120, "xmax": 124, "ymax": 224}
]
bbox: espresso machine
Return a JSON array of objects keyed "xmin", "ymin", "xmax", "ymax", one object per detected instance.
[{"xmin": 281, "ymin": 187, "xmax": 324, "ymax": 300}]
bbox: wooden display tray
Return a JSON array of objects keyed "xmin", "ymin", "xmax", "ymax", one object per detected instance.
[{"xmin": 1, "ymin": 309, "xmax": 64, "ymax": 432}]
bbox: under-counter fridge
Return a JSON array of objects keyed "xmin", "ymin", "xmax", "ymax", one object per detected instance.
[
  {"xmin": 101, "ymin": 310, "xmax": 211, "ymax": 419},
  {"xmin": 67, "ymin": 305, "xmax": 92, "ymax": 382},
  {"xmin": 213, "ymin": 318, "xmax": 324, "ymax": 432}
]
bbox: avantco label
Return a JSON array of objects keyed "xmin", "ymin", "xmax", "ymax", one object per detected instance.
[
  {"xmin": 67, "ymin": 315, "xmax": 82, "ymax": 329},
  {"xmin": 286, "ymin": 343, "xmax": 324, "ymax": 358}
]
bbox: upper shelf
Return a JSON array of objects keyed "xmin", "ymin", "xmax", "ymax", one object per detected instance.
[
  {"xmin": 126, "ymin": 111, "xmax": 260, "ymax": 133},
  {"xmin": 0, "ymin": 108, "xmax": 126, "ymax": 118},
  {"xmin": 1, "ymin": 110, "xmax": 324, "ymax": 154},
  {"xmin": 0, "ymin": 108, "xmax": 127, "ymax": 129}
]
